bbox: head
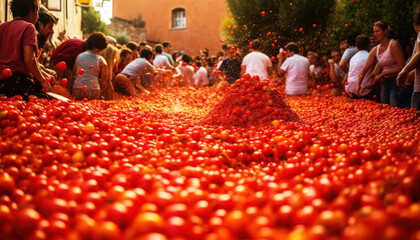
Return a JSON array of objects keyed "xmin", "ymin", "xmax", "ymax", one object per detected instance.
[
  {"xmin": 222, "ymin": 44, "xmax": 228, "ymax": 54},
  {"xmin": 285, "ymin": 42, "xmax": 299, "ymax": 57},
  {"xmin": 140, "ymin": 48, "xmax": 154, "ymax": 63},
  {"xmin": 339, "ymin": 40, "xmax": 349, "ymax": 55},
  {"xmin": 154, "ymin": 44, "xmax": 163, "ymax": 54},
  {"xmin": 120, "ymin": 48, "xmax": 133, "ymax": 64},
  {"xmin": 182, "ymin": 54, "xmax": 190, "ymax": 64},
  {"xmin": 86, "ymin": 32, "xmax": 108, "ymax": 53},
  {"xmin": 251, "ymin": 39, "xmax": 261, "ymax": 51},
  {"xmin": 373, "ymin": 21, "xmax": 393, "ymax": 42},
  {"xmin": 11, "ymin": 0, "xmax": 39, "ymax": 24},
  {"xmin": 163, "ymin": 41, "xmax": 172, "ymax": 53},
  {"xmin": 200, "ymin": 55, "xmax": 207, "ymax": 67},
  {"xmin": 36, "ymin": 12, "xmax": 56, "ymax": 39},
  {"xmin": 347, "ymin": 31, "xmax": 360, "ymax": 46},
  {"xmin": 307, "ymin": 50, "xmax": 315, "ymax": 63},
  {"xmin": 107, "ymin": 36, "xmax": 117, "ymax": 47},
  {"xmin": 331, "ymin": 50, "xmax": 341, "ymax": 63},
  {"xmin": 138, "ymin": 41, "xmax": 147, "ymax": 51},
  {"xmin": 100, "ymin": 45, "xmax": 119, "ymax": 82},
  {"xmin": 356, "ymin": 34, "xmax": 370, "ymax": 51},
  {"xmin": 126, "ymin": 41, "xmax": 139, "ymax": 57},
  {"xmin": 227, "ymin": 45, "xmax": 237, "ymax": 60}
]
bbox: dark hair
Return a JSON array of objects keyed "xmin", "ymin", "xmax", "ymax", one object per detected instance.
[
  {"xmin": 139, "ymin": 41, "xmax": 147, "ymax": 46},
  {"xmin": 347, "ymin": 31, "xmax": 360, "ymax": 46},
  {"xmin": 86, "ymin": 32, "xmax": 108, "ymax": 50},
  {"xmin": 356, "ymin": 35, "xmax": 370, "ymax": 51},
  {"xmin": 251, "ymin": 39, "xmax": 261, "ymax": 50},
  {"xmin": 11, "ymin": 0, "xmax": 38, "ymax": 18},
  {"xmin": 162, "ymin": 41, "xmax": 171, "ymax": 48},
  {"xmin": 331, "ymin": 49, "xmax": 340, "ymax": 55},
  {"xmin": 120, "ymin": 48, "xmax": 132, "ymax": 58},
  {"xmin": 140, "ymin": 48, "xmax": 153, "ymax": 59},
  {"xmin": 154, "ymin": 44, "xmax": 163, "ymax": 54},
  {"xmin": 182, "ymin": 54, "xmax": 190, "ymax": 63},
  {"xmin": 373, "ymin": 21, "xmax": 395, "ymax": 39},
  {"xmin": 415, "ymin": 6, "xmax": 420, "ymax": 26},
  {"xmin": 222, "ymin": 44, "xmax": 228, "ymax": 50},
  {"xmin": 285, "ymin": 42, "xmax": 299, "ymax": 54},
  {"xmin": 126, "ymin": 41, "xmax": 138, "ymax": 52},
  {"xmin": 36, "ymin": 12, "xmax": 56, "ymax": 30}
]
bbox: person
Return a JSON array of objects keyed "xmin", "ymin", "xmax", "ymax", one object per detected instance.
[
  {"xmin": 153, "ymin": 44, "xmax": 171, "ymax": 68},
  {"xmin": 218, "ymin": 45, "xmax": 242, "ymax": 84},
  {"xmin": 72, "ymin": 32, "xmax": 108, "ymax": 100},
  {"xmin": 0, "ymin": 0, "xmax": 51, "ymax": 100},
  {"xmin": 195, "ymin": 56, "xmax": 209, "ymax": 87},
  {"xmin": 278, "ymin": 42, "xmax": 310, "ymax": 96},
  {"xmin": 114, "ymin": 47, "xmax": 132, "ymax": 76},
  {"xmin": 339, "ymin": 40, "xmax": 349, "ymax": 56},
  {"xmin": 107, "ymin": 36, "xmax": 117, "ymax": 47},
  {"xmin": 328, "ymin": 50, "xmax": 346, "ymax": 89},
  {"xmin": 176, "ymin": 54, "xmax": 195, "ymax": 86},
  {"xmin": 358, "ymin": 21, "xmax": 405, "ymax": 107},
  {"xmin": 138, "ymin": 41, "xmax": 147, "ymax": 53},
  {"xmin": 50, "ymin": 38, "xmax": 87, "ymax": 92},
  {"xmin": 345, "ymin": 35, "xmax": 374, "ymax": 99},
  {"xmin": 126, "ymin": 41, "xmax": 139, "ymax": 59},
  {"xmin": 397, "ymin": 6, "xmax": 420, "ymax": 110},
  {"xmin": 339, "ymin": 31, "xmax": 359, "ymax": 72},
  {"xmin": 309, "ymin": 53, "xmax": 323, "ymax": 83},
  {"xmin": 100, "ymin": 44, "xmax": 119, "ymax": 100},
  {"xmin": 241, "ymin": 39, "xmax": 273, "ymax": 80},
  {"xmin": 114, "ymin": 48, "xmax": 158, "ymax": 96},
  {"xmin": 36, "ymin": 12, "xmax": 56, "ymax": 55},
  {"xmin": 162, "ymin": 41, "xmax": 175, "ymax": 67}
]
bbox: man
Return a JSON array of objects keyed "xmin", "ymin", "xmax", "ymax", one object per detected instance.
[
  {"xmin": 277, "ymin": 42, "xmax": 310, "ymax": 96},
  {"xmin": 35, "ymin": 11, "xmax": 57, "ymax": 80},
  {"xmin": 0, "ymin": 0, "xmax": 51, "ymax": 99},
  {"xmin": 162, "ymin": 41, "xmax": 175, "ymax": 67},
  {"xmin": 339, "ymin": 31, "xmax": 359, "ymax": 73},
  {"xmin": 195, "ymin": 56, "xmax": 209, "ymax": 87},
  {"xmin": 153, "ymin": 44, "xmax": 171, "ymax": 68},
  {"xmin": 241, "ymin": 39, "xmax": 273, "ymax": 80},
  {"xmin": 328, "ymin": 49, "xmax": 346, "ymax": 89},
  {"xmin": 218, "ymin": 45, "xmax": 242, "ymax": 84},
  {"xmin": 126, "ymin": 41, "xmax": 139, "ymax": 59}
]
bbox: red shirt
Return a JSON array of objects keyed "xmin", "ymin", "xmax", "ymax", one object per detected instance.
[
  {"xmin": 0, "ymin": 20, "xmax": 37, "ymax": 76},
  {"xmin": 50, "ymin": 39, "xmax": 87, "ymax": 69}
]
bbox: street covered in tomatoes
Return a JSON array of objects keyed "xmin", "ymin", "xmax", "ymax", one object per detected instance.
[{"xmin": 0, "ymin": 79, "xmax": 419, "ymax": 240}]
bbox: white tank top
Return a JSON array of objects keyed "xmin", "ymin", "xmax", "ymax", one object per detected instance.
[{"xmin": 376, "ymin": 39, "xmax": 398, "ymax": 77}]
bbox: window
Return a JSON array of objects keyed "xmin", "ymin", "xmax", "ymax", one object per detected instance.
[{"xmin": 172, "ymin": 8, "xmax": 186, "ymax": 29}]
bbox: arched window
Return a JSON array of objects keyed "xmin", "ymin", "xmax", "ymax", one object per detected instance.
[{"xmin": 172, "ymin": 8, "xmax": 186, "ymax": 29}]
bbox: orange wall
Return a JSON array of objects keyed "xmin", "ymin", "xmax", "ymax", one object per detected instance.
[{"xmin": 113, "ymin": 0, "xmax": 227, "ymax": 57}]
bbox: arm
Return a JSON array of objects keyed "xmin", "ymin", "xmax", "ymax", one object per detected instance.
[
  {"xmin": 358, "ymin": 48, "xmax": 378, "ymax": 80},
  {"xmin": 338, "ymin": 58, "xmax": 349, "ymax": 72},
  {"xmin": 329, "ymin": 60, "xmax": 338, "ymax": 84},
  {"xmin": 240, "ymin": 65, "xmax": 246, "ymax": 77},
  {"xmin": 397, "ymin": 46, "xmax": 420, "ymax": 87},
  {"xmin": 377, "ymin": 42, "xmax": 406, "ymax": 88},
  {"xmin": 23, "ymin": 45, "xmax": 51, "ymax": 91},
  {"xmin": 267, "ymin": 66, "xmax": 273, "ymax": 79},
  {"xmin": 99, "ymin": 58, "xmax": 108, "ymax": 95}
]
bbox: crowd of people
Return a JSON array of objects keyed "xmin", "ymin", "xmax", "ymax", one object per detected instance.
[{"xmin": 0, "ymin": 0, "xmax": 419, "ymax": 110}]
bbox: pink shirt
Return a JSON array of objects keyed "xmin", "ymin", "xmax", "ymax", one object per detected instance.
[
  {"xmin": 376, "ymin": 39, "xmax": 398, "ymax": 77},
  {"xmin": 0, "ymin": 20, "xmax": 37, "ymax": 76}
]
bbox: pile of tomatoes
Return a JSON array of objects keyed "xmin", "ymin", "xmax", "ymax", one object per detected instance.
[{"xmin": 0, "ymin": 81, "xmax": 419, "ymax": 239}]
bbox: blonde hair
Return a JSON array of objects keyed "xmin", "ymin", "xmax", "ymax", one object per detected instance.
[{"xmin": 100, "ymin": 44, "xmax": 119, "ymax": 100}]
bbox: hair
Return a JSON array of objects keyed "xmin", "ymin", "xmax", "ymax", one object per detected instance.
[
  {"xmin": 331, "ymin": 49, "xmax": 340, "ymax": 55},
  {"xmin": 86, "ymin": 32, "xmax": 108, "ymax": 50},
  {"xmin": 347, "ymin": 31, "xmax": 360, "ymax": 46},
  {"xmin": 154, "ymin": 44, "xmax": 163, "ymax": 54},
  {"xmin": 126, "ymin": 41, "xmax": 138, "ymax": 52},
  {"xmin": 285, "ymin": 42, "xmax": 299, "ymax": 54},
  {"xmin": 140, "ymin": 48, "xmax": 153, "ymax": 59},
  {"xmin": 162, "ymin": 41, "xmax": 171, "ymax": 48},
  {"xmin": 120, "ymin": 47, "xmax": 132, "ymax": 58},
  {"xmin": 356, "ymin": 35, "xmax": 370, "ymax": 51},
  {"xmin": 139, "ymin": 41, "xmax": 147, "ymax": 46},
  {"xmin": 182, "ymin": 54, "xmax": 190, "ymax": 63},
  {"xmin": 36, "ymin": 12, "xmax": 57, "ymax": 30},
  {"xmin": 222, "ymin": 44, "xmax": 228, "ymax": 51},
  {"xmin": 251, "ymin": 39, "xmax": 261, "ymax": 50},
  {"xmin": 10, "ymin": 0, "xmax": 38, "ymax": 18},
  {"xmin": 373, "ymin": 21, "xmax": 395, "ymax": 39},
  {"xmin": 415, "ymin": 6, "xmax": 420, "ymax": 26},
  {"xmin": 99, "ymin": 44, "xmax": 119, "ymax": 96}
]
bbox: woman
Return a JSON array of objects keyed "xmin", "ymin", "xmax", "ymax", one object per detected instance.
[
  {"xmin": 72, "ymin": 32, "xmax": 108, "ymax": 100},
  {"xmin": 357, "ymin": 21, "xmax": 405, "ymax": 107},
  {"xmin": 100, "ymin": 44, "xmax": 119, "ymax": 100}
]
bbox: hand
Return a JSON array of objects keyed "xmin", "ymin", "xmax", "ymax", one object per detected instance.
[
  {"xmin": 396, "ymin": 70, "xmax": 408, "ymax": 90},
  {"xmin": 328, "ymin": 59, "xmax": 334, "ymax": 65},
  {"xmin": 373, "ymin": 74, "xmax": 383, "ymax": 84}
]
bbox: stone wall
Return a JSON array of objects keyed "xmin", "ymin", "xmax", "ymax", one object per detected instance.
[{"xmin": 108, "ymin": 17, "xmax": 147, "ymax": 44}]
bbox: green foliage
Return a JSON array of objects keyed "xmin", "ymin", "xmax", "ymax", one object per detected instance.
[
  {"xmin": 116, "ymin": 32, "xmax": 131, "ymax": 45},
  {"xmin": 224, "ymin": 0, "xmax": 336, "ymax": 55},
  {"xmin": 81, "ymin": 6, "xmax": 109, "ymax": 36},
  {"xmin": 130, "ymin": 15, "xmax": 146, "ymax": 28}
]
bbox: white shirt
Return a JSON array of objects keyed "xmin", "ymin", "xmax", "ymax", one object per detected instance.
[
  {"xmin": 346, "ymin": 50, "xmax": 372, "ymax": 96},
  {"xmin": 194, "ymin": 66, "xmax": 209, "ymax": 86},
  {"xmin": 153, "ymin": 54, "xmax": 170, "ymax": 67},
  {"xmin": 121, "ymin": 58, "xmax": 156, "ymax": 79},
  {"xmin": 176, "ymin": 63, "xmax": 195, "ymax": 86},
  {"xmin": 241, "ymin": 51, "xmax": 273, "ymax": 80},
  {"xmin": 309, "ymin": 65, "xmax": 322, "ymax": 76},
  {"xmin": 334, "ymin": 63, "xmax": 346, "ymax": 80},
  {"xmin": 281, "ymin": 54, "xmax": 310, "ymax": 96}
]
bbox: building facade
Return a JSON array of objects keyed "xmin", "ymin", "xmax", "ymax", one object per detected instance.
[
  {"xmin": 113, "ymin": 0, "xmax": 228, "ymax": 56},
  {"xmin": 1, "ymin": 0, "xmax": 83, "ymax": 39}
]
